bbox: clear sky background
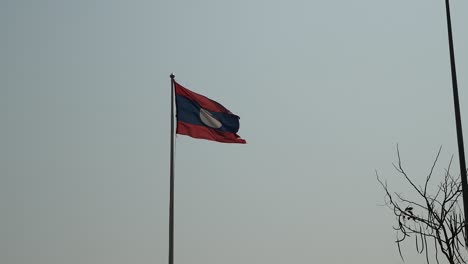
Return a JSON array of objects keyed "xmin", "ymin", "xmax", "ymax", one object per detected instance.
[{"xmin": 2, "ymin": 0, "xmax": 468, "ymax": 263}]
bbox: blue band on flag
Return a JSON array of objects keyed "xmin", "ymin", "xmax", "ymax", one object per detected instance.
[{"xmin": 175, "ymin": 95, "xmax": 240, "ymax": 133}]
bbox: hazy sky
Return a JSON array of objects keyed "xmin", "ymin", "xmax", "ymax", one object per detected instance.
[{"xmin": 2, "ymin": 0, "xmax": 468, "ymax": 263}]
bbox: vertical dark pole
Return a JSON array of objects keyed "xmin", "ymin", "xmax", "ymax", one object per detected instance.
[
  {"xmin": 444, "ymin": 0, "xmax": 468, "ymax": 245},
  {"xmin": 169, "ymin": 73, "xmax": 176, "ymax": 263}
]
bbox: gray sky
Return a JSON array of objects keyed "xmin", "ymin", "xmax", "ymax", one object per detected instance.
[{"xmin": 2, "ymin": 0, "xmax": 468, "ymax": 263}]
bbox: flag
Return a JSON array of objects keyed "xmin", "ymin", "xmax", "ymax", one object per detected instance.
[{"xmin": 174, "ymin": 81, "xmax": 246, "ymax": 144}]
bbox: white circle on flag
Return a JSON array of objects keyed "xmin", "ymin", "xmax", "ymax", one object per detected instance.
[{"xmin": 199, "ymin": 108, "xmax": 222, "ymax": 128}]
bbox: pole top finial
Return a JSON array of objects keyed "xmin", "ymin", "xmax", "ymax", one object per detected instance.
[{"xmin": 170, "ymin": 73, "xmax": 175, "ymax": 79}]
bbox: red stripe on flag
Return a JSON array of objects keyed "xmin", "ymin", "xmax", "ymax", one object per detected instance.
[
  {"xmin": 174, "ymin": 82, "xmax": 234, "ymax": 114},
  {"xmin": 176, "ymin": 121, "xmax": 246, "ymax": 144}
]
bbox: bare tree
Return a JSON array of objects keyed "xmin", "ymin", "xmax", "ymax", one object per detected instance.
[{"xmin": 377, "ymin": 145, "xmax": 466, "ymax": 264}]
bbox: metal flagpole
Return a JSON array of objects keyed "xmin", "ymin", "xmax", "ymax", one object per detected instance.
[
  {"xmin": 169, "ymin": 73, "xmax": 176, "ymax": 263},
  {"xmin": 444, "ymin": 0, "xmax": 468, "ymax": 246}
]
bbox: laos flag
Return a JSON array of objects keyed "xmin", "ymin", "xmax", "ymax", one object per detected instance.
[{"xmin": 174, "ymin": 81, "xmax": 246, "ymax": 144}]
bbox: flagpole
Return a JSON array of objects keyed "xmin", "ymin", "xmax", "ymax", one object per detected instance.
[
  {"xmin": 169, "ymin": 73, "xmax": 176, "ymax": 264},
  {"xmin": 444, "ymin": 0, "xmax": 468, "ymax": 246}
]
